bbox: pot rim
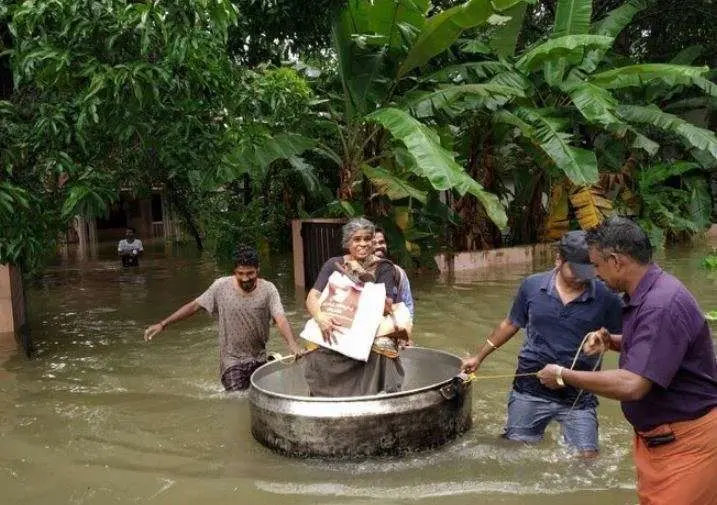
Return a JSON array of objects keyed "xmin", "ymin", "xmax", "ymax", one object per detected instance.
[{"xmin": 250, "ymin": 346, "xmax": 465, "ymax": 403}]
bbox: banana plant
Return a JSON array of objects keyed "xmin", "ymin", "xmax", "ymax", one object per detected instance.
[
  {"xmin": 414, "ymin": 0, "xmax": 717, "ymax": 240},
  {"xmin": 315, "ymin": 0, "xmax": 542, "ymax": 236}
]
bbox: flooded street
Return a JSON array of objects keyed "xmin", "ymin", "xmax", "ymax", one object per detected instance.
[{"xmin": 2, "ymin": 242, "xmax": 717, "ymax": 505}]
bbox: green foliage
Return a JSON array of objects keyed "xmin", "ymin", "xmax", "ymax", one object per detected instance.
[
  {"xmin": 616, "ymin": 105, "xmax": 717, "ymax": 160},
  {"xmin": 1, "ymin": 0, "xmax": 330, "ymax": 270},
  {"xmin": 200, "ymin": 192, "xmax": 291, "ymax": 261},
  {"xmin": 1, "ymin": 0, "xmax": 245, "ymax": 268},
  {"xmin": 1, "ymin": 0, "xmax": 716, "ymax": 273},
  {"xmin": 360, "ymin": 165, "xmax": 428, "ymax": 203},
  {"xmin": 368, "ymin": 107, "xmax": 507, "ymax": 228},
  {"xmin": 702, "ymin": 254, "xmax": 717, "ymax": 270},
  {"xmin": 552, "ymin": 0, "xmax": 593, "ymax": 37},
  {"xmin": 398, "ymin": 0, "xmax": 527, "ymax": 77},
  {"xmin": 229, "ymin": 0, "xmax": 345, "ymax": 65},
  {"xmin": 636, "ymin": 162, "xmax": 712, "ymax": 246}
]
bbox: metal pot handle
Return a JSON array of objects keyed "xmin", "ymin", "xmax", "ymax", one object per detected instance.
[{"xmin": 439, "ymin": 372, "xmax": 473, "ymax": 400}]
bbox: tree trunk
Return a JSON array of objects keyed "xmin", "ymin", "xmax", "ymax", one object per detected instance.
[
  {"xmin": 338, "ymin": 161, "xmax": 355, "ymax": 201},
  {"xmin": 166, "ymin": 183, "xmax": 203, "ymax": 250},
  {"xmin": 451, "ymin": 125, "xmax": 502, "ymax": 251}
]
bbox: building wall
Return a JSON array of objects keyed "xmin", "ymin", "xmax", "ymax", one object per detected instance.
[{"xmin": 0, "ymin": 265, "xmax": 25, "ymax": 338}]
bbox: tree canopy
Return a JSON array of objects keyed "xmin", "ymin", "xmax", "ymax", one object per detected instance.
[{"xmin": 1, "ymin": 0, "xmax": 715, "ymax": 274}]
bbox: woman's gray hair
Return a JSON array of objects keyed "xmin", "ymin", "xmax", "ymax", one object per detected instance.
[{"xmin": 341, "ymin": 217, "xmax": 375, "ymax": 249}]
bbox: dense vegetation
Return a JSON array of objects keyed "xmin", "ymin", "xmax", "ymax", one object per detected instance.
[{"xmin": 1, "ymin": 0, "xmax": 716, "ymax": 274}]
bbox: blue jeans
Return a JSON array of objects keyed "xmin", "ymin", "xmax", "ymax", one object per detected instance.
[{"xmin": 504, "ymin": 390, "xmax": 599, "ymax": 452}]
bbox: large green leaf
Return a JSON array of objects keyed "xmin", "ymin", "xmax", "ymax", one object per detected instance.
[
  {"xmin": 593, "ymin": 0, "xmax": 651, "ymax": 36},
  {"xmin": 565, "ymin": 82, "xmax": 625, "ymax": 131},
  {"xmin": 333, "ymin": 0, "xmax": 430, "ymax": 113},
  {"xmin": 629, "ymin": 129, "xmax": 660, "ymax": 155},
  {"xmin": 553, "ymin": 0, "xmax": 592, "ymax": 37},
  {"xmin": 222, "ymin": 132, "xmax": 316, "ymax": 185},
  {"xmin": 421, "ymin": 60, "xmax": 509, "ymax": 83},
  {"xmin": 490, "ymin": 3, "xmax": 527, "ymax": 57},
  {"xmin": 516, "ymin": 35, "xmax": 614, "ymax": 73},
  {"xmin": 577, "ymin": 0, "xmax": 651, "ymax": 73},
  {"xmin": 513, "ymin": 107, "xmax": 599, "ymax": 185},
  {"xmin": 545, "ymin": 0, "xmax": 600, "ymax": 85},
  {"xmin": 493, "ymin": 109, "xmax": 536, "ymax": 137},
  {"xmin": 617, "ymin": 105, "xmax": 717, "ymax": 161},
  {"xmin": 287, "ymin": 156, "xmax": 333, "ymax": 202},
  {"xmin": 670, "ymin": 45, "xmax": 704, "ymax": 65},
  {"xmin": 361, "ymin": 164, "xmax": 428, "ymax": 203},
  {"xmin": 332, "ymin": 16, "xmax": 388, "ymax": 116},
  {"xmin": 564, "ymin": 82, "xmax": 657, "ymax": 156},
  {"xmin": 367, "ymin": 107, "xmax": 507, "ymax": 228},
  {"xmin": 591, "ymin": 64, "xmax": 717, "ymax": 97},
  {"xmin": 405, "ymin": 82, "xmax": 525, "ymax": 117},
  {"xmin": 341, "ymin": 0, "xmax": 429, "ymax": 48},
  {"xmin": 398, "ymin": 0, "xmax": 527, "ymax": 77},
  {"xmin": 637, "ymin": 161, "xmax": 701, "ymax": 189}
]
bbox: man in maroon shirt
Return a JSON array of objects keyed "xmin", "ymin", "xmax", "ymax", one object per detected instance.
[{"xmin": 537, "ymin": 216, "xmax": 717, "ymax": 505}]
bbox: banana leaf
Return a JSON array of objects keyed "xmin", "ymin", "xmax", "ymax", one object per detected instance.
[
  {"xmin": 544, "ymin": 182, "xmax": 570, "ymax": 240},
  {"xmin": 368, "ymin": 107, "xmax": 507, "ymax": 228},
  {"xmin": 617, "ymin": 105, "xmax": 717, "ymax": 161},
  {"xmin": 516, "ymin": 35, "xmax": 614, "ymax": 73},
  {"xmin": 570, "ymin": 185, "xmax": 613, "ymax": 230},
  {"xmin": 361, "ymin": 164, "xmax": 428, "ymax": 203},
  {"xmin": 513, "ymin": 107, "xmax": 599, "ymax": 185},
  {"xmin": 398, "ymin": 0, "xmax": 527, "ymax": 77},
  {"xmin": 591, "ymin": 64, "xmax": 717, "ymax": 97},
  {"xmin": 552, "ymin": 0, "xmax": 592, "ymax": 37}
]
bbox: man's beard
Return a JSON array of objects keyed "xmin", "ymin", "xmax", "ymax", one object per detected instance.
[{"xmin": 239, "ymin": 279, "xmax": 257, "ymax": 292}]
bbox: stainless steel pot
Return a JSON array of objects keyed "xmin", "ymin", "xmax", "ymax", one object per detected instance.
[{"xmin": 249, "ymin": 347, "xmax": 472, "ymax": 459}]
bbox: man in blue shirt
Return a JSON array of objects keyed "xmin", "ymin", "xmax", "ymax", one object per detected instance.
[
  {"xmin": 373, "ymin": 228, "xmax": 415, "ymax": 319},
  {"xmin": 463, "ymin": 231, "xmax": 622, "ymax": 457}
]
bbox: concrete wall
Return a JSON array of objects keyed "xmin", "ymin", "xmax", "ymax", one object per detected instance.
[
  {"xmin": 434, "ymin": 243, "xmax": 554, "ymax": 274},
  {"xmin": 0, "ymin": 265, "xmax": 25, "ymax": 344},
  {"xmin": 707, "ymin": 224, "xmax": 717, "ymax": 240}
]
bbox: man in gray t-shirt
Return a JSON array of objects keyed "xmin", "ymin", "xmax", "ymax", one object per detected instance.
[
  {"xmin": 118, "ymin": 227, "xmax": 143, "ymax": 267},
  {"xmin": 143, "ymin": 245, "xmax": 303, "ymax": 391}
]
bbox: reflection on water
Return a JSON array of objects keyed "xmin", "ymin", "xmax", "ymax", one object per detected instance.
[{"xmin": 1, "ymin": 240, "xmax": 717, "ymax": 504}]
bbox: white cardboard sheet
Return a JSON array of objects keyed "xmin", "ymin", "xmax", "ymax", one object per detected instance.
[{"xmin": 300, "ymin": 271, "xmax": 386, "ymax": 361}]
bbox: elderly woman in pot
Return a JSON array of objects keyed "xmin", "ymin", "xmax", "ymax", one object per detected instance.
[{"xmin": 303, "ymin": 217, "xmax": 405, "ymax": 397}]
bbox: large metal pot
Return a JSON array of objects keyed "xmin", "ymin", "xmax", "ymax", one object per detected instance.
[{"xmin": 249, "ymin": 347, "xmax": 472, "ymax": 459}]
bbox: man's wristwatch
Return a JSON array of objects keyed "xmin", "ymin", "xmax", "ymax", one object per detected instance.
[{"xmin": 555, "ymin": 366, "xmax": 565, "ymax": 387}]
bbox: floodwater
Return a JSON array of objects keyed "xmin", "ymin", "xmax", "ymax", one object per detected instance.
[{"xmin": 2, "ymin": 241, "xmax": 717, "ymax": 505}]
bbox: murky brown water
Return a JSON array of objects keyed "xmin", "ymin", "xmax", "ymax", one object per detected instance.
[{"xmin": 2, "ymin": 241, "xmax": 717, "ymax": 505}]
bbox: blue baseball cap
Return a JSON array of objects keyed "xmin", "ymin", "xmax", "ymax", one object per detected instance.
[{"xmin": 558, "ymin": 231, "xmax": 596, "ymax": 281}]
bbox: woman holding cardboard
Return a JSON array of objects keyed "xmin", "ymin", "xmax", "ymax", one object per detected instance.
[{"xmin": 303, "ymin": 217, "xmax": 406, "ymax": 397}]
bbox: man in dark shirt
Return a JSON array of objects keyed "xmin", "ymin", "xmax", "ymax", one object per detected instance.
[
  {"xmin": 463, "ymin": 231, "xmax": 623, "ymax": 457},
  {"xmin": 537, "ymin": 216, "xmax": 717, "ymax": 504}
]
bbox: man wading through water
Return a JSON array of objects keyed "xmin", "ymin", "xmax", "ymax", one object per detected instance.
[
  {"xmin": 538, "ymin": 217, "xmax": 717, "ymax": 504},
  {"xmin": 118, "ymin": 227, "xmax": 143, "ymax": 267},
  {"xmin": 143, "ymin": 244, "xmax": 303, "ymax": 391},
  {"xmin": 463, "ymin": 231, "xmax": 623, "ymax": 458}
]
